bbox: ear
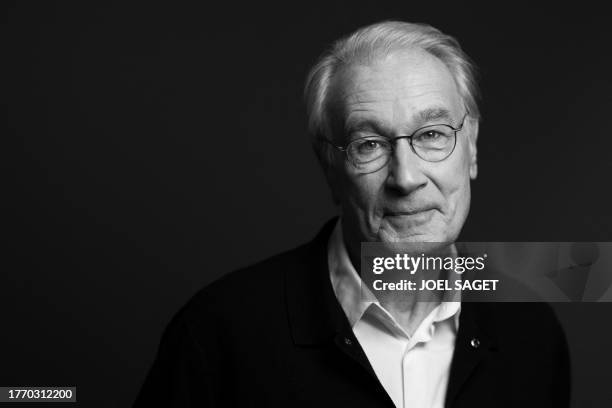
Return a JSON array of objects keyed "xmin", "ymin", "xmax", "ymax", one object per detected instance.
[{"xmin": 467, "ymin": 119, "xmax": 479, "ymax": 179}]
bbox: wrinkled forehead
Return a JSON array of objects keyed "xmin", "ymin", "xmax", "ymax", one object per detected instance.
[{"xmin": 327, "ymin": 49, "xmax": 463, "ymax": 134}]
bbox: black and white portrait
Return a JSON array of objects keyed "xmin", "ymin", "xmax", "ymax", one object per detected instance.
[{"xmin": 3, "ymin": 2, "xmax": 612, "ymax": 407}]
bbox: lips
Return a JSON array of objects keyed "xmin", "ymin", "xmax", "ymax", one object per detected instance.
[
  {"xmin": 384, "ymin": 206, "xmax": 437, "ymax": 216},
  {"xmin": 382, "ymin": 207, "xmax": 438, "ymax": 227}
]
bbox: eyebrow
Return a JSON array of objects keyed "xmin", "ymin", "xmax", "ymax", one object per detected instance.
[
  {"xmin": 417, "ymin": 107, "xmax": 453, "ymax": 123},
  {"xmin": 344, "ymin": 117, "xmax": 390, "ymax": 135}
]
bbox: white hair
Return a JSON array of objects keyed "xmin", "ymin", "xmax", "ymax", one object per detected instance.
[{"xmin": 304, "ymin": 21, "xmax": 481, "ymax": 165}]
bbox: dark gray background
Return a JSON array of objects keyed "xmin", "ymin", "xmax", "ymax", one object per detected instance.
[{"xmin": 3, "ymin": 1, "xmax": 612, "ymax": 406}]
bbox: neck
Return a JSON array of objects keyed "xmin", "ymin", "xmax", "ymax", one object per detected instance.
[{"xmin": 341, "ymin": 222, "xmax": 446, "ymax": 336}]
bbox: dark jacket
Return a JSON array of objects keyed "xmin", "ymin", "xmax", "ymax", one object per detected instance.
[{"xmin": 134, "ymin": 220, "xmax": 570, "ymax": 407}]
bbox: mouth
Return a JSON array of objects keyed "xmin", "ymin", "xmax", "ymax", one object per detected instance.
[
  {"xmin": 383, "ymin": 208, "xmax": 437, "ymax": 225},
  {"xmin": 385, "ymin": 207, "xmax": 437, "ymax": 216}
]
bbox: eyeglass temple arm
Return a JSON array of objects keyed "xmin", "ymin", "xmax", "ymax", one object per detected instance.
[{"xmin": 318, "ymin": 137, "xmax": 347, "ymax": 151}]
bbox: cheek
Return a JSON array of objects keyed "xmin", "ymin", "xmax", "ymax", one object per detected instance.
[
  {"xmin": 340, "ymin": 167, "xmax": 387, "ymax": 215},
  {"xmin": 427, "ymin": 166, "xmax": 470, "ymax": 242},
  {"xmin": 432, "ymin": 146, "xmax": 472, "ymax": 215}
]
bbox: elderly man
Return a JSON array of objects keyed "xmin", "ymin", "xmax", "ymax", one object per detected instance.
[{"xmin": 134, "ymin": 21, "xmax": 570, "ymax": 407}]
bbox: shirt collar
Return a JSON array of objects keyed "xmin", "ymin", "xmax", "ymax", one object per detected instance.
[{"xmin": 327, "ymin": 219, "xmax": 461, "ymax": 334}]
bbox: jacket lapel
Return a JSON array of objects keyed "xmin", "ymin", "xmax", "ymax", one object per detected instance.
[
  {"xmin": 445, "ymin": 302, "xmax": 499, "ymax": 407},
  {"xmin": 284, "ymin": 218, "xmax": 379, "ymax": 379}
]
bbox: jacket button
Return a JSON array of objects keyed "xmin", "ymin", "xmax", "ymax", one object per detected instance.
[
  {"xmin": 470, "ymin": 338, "xmax": 480, "ymax": 349},
  {"xmin": 344, "ymin": 337, "xmax": 352, "ymax": 346}
]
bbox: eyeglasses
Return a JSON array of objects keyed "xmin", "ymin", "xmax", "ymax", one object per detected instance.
[{"xmin": 324, "ymin": 112, "xmax": 469, "ymax": 173}]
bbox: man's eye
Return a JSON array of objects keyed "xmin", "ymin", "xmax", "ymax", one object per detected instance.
[
  {"xmin": 358, "ymin": 140, "xmax": 382, "ymax": 151},
  {"xmin": 419, "ymin": 130, "xmax": 443, "ymax": 140},
  {"xmin": 352, "ymin": 138, "xmax": 390, "ymax": 156}
]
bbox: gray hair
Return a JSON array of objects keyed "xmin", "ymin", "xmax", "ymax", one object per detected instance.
[{"xmin": 304, "ymin": 21, "xmax": 481, "ymax": 166}]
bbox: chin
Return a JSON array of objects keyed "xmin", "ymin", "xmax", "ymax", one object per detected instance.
[
  {"xmin": 376, "ymin": 229, "xmax": 454, "ymax": 257},
  {"xmin": 378, "ymin": 229, "xmax": 445, "ymax": 243},
  {"xmin": 376, "ymin": 218, "xmax": 451, "ymax": 244}
]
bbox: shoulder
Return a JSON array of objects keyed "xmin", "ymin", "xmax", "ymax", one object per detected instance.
[
  {"xmin": 133, "ymin": 245, "xmax": 316, "ymax": 406},
  {"xmin": 159, "ymin": 219, "xmax": 337, "ymax": 343},
  {"xmin": 177, "ymin": 219, "xmax": 337, "ymax": 328},
  {"xmin": 172, "ymin": 240, "xmax": 316, "ymax": 333}
]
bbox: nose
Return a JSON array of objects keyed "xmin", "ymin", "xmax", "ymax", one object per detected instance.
[{"xmin": 385, "ymin": 140, "xmax": 427, "ymax": 194}]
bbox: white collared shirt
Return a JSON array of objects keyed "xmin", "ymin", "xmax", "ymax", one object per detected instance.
[{"xmin": 328, "ymin": 220, "xmax": 461, "ymax": 408}]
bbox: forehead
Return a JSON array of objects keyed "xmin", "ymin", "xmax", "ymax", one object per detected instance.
[{"xmin": 329, "ymin": 49, "xmax": 462, "ymax": 130}]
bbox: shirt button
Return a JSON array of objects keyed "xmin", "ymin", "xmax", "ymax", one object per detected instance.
[
  {"xmin": 470, "ymin": 338, "xmax": 480, "ymax": 349},
  {"xmin": 344, "ymin": 337, "xmax": 353, "ymax": 346}
]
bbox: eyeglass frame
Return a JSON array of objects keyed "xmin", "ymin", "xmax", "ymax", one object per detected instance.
[{"xmin": 321, "ymin": 111, "xmax": 470, "ymax": 172}]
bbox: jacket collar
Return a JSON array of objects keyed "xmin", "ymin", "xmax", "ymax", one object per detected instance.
[
  {"xmin": 284, "ymin": 217, "xmax": 349, "ymax": 345},
  {"xmin": 284, "ymin": 218, "xmax": 382, "ymax": 381}
]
